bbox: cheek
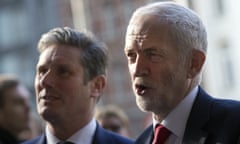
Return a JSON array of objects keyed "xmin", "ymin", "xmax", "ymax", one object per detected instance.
[
  {"xmin": 159, "ymin": 66, "xmax": 186, "ymax": 89},
  {"xmin": 60, "ymin": 82, "xmax": 86, "ymax": 101},
  {"xmin": 5, "ymin": 106, "xmax": 21, "ymax": 118},
  {"xmin": 128, "ymin": 64, "xmax": 135, "ymax": 78},
  {"xmin": 152, "ymin": 66, "xmax": 175, "ymax": 86},
  {"xmin": 34, "ymin": 77, "xmax": 40, "ymax": 93},
  {"xmin": 60, "ymin": 83, "xmax": 79, "ymax": 95}
]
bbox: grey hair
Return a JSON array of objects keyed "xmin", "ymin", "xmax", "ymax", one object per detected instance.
[
  {"xmin": 130, "ymin": 2, "xmax": 208, "ymax": 57},
  {"xmin": 38, "ymin": 27, "xmax": 108, "ymax": 83}
]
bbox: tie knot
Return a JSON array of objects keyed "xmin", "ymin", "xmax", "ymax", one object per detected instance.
[{"xmin": 153, "ymin": 124, "xmax": 171, "ymax": 144}]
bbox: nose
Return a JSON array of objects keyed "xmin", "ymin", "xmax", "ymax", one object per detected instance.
[
  {"xmin": 38, "ymin": 71, "xmax": 54, "ymax": 89},
  {"xmin": 131, "ymin": 55, "xmax": 149, "ymax": 77}
]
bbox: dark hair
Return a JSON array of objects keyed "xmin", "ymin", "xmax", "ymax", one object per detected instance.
[{"xmin": 0, "ymin": 75, "xmax": 19, "ymax": 107}]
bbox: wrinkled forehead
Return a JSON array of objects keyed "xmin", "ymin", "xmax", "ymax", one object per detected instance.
[
  {"xmin": 127, "ymin": 14, "xmax": 171, "ymax": 37},
  {"xmin": 127, "ymin": 14, "xmax": 157, "ymax": 35},
  {"xmin": 125, "ymin": 14, "xmax": 170, "ymax": 47}
]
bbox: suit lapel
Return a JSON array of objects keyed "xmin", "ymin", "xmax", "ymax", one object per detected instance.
[
  {"xmin": 40, "ymin": 135, "xmax": 47, "ymax": 144},
  {"xmin": 91, "ymin": 123, "xmax": 109, "ymax": 144},
  {"xmin": 183, "ymin": 87, "xmax": 213, "ymax": 144},
  {"xmin": 135, "ymin": 125, "xmax": 153, "ymax": 144},
  {"xmin": 37, "ymin": 134, "xmax": 47, "ymax": 144},
  {"xmin": 28, "ymin": 134, "xmax": 46, "ymax": 144}
]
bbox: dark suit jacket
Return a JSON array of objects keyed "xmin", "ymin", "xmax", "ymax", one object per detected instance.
[
  {"xmin": 135, "ymin": 87, "xmax": 240, "ymax": 144},
  {"xmin": 22, "ymin": 123, "xmax": 133, "ymax": 144}
]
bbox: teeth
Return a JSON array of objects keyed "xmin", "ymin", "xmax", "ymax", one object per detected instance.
[
  {"xmin": 137, "ymin": 88, "xmax": 145, "ymax": 95},
  {"xmin": 136, "ymin": 85, "xmax": 147, "ymax": 95}
]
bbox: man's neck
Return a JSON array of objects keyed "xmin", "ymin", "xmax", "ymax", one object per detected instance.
[{"xmin": 47, "ymin": 117, "xmax": 92, "ymax": 140}]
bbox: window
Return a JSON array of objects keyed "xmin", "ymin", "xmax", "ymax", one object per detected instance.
[
  {"xmin": 0, "ymin": 3, "xmax": 29, "ymax": 49},
  {"xmin": 214, "ymin": 0, "xmax": 225, "ymax": 17}
]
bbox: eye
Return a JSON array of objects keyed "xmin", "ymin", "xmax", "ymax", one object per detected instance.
[
  {"xmin": 145, "ymin": 49, "xmax": 163, "ymax": 63},
  {"xmin": 57, "ymin": 66, "xmax": 71, "ymax": 77},
  {"xmin": 148, "ymin": 53, "xmax": 161, "ymax": 62},
  {"xmin": 126, "ymin": 51, "xmax": 137, "ymax": 63},
  {"xmin": 37, "ymin": 66, "xmax": 48, "ymax": 77}
]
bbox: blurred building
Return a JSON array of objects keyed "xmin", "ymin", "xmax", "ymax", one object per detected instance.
[
  {"xmin": 1, "ymin": 0, "xmax": 240, "ymax": 138},
  {"xmin": 0, "ymin": 0, "xmax": 156, "ymax": 138},
  {"xmin": 175, "ymin": 0, "xmax": 240, "ymax": 100},
  {"xmin": 190, "ymin": 0, "xmax": 240, "ymax": 101},
  {"xmin": 0, "ymin": 0, "xmax": 73, "ymax": 112}
]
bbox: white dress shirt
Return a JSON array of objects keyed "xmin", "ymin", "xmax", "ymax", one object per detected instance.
[
  {"xmin": 46, "ymin": 118, "xmax": 96, "ymax": 144},
  {"xmin": 153, "ymin": 86, "xmax": 198, "ymax": 144}
]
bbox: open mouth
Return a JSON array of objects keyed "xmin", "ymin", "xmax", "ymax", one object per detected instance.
[{"xmin": 135, "ymin": 84, "xmax": 148, "ymax": 96}]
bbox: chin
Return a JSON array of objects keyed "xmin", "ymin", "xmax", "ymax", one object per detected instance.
[
  {"xmin": 136, "ymin": 99, "xmax": 153, "ymax": 112},
  {"xmin": 39, "ymin": 107, "xmax": 56, "ymax": 121}
]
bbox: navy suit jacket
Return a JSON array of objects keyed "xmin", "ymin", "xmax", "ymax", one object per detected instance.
[
  {"xmin": 22, "ymin": 123, "xmax": 133, "ymax": 144},
  {"xmin": 135, "ymin": 87, "xmax": 240, "ymax": 144}
]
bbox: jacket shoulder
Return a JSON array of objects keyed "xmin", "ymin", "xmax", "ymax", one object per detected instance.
[
  {"xmin": 135, "ymin": 125, "xmax": 153, "ymax": 144},
  {"xmin": 93, "ymin": 125, "xmax": 134, "ymax": 144},
  {"xmin": 21, "ymin": 135, "xmax": 45, "ymax": 144}
]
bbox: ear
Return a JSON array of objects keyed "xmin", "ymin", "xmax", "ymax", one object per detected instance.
[
  {"xmin": 90, "ymin": 75, "xmax": 106, "ymax": 99},
  {"xmin": 187, "ymin": 49, "xmax": 206, "ymax": 78}
]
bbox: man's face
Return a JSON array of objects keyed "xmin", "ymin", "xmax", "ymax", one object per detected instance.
[
  {"xmin": 100, "ymin": 116, "xmax": 129, "ymax": 137},
  {"xmin": 35, "ymin": 44, "xmax": 94, "ymax": 124},
  {"xmin": 0, "ymin": 85, "xmax": 30, "ymax": 133},
  {"xmin": 124, "ymin": 14, "xmax": 190, "ymax": 116}
]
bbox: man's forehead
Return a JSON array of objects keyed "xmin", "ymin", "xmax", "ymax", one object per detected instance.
[
  {"xmin": 127, "ymin": 33, "xmax": 147, "ymax": 41},
  {"xmin": 126, "ymin": 20, "xmax": 169, "ymax": 40},
  {"xmin": 126, "ymin": 23, "xmax": 158, "ymax": 46},
  {"xmin": 126, "ymin": 31, "xmax": 147, "ymax": 49},
  {"xmin": 126, "ymin": 22, "xmax": 151, "ymax": 45},
  {"xmin": 127, "ymin": 21, "xmax": 152, "ymax": 36},
  {"xmin": 127, "ymin": 13, "xmax": 169, "ymax": 34}
]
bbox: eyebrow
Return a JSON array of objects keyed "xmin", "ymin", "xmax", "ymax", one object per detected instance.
[
  {"xmin": 143, "ymin": 47, "xmax": 158, "ymax": 52},
  {"xmin": 142, "ymin": 47, "xmax": 166, "ymax": 56}
]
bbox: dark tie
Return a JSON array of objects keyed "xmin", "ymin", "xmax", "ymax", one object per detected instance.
[
  {"xmin": 57, "ymin": 141, "xmax": 74, "ymax": 144},
  {"xmin": 153, "ymin": 124, "xmax": 171, "ymax": 144}
]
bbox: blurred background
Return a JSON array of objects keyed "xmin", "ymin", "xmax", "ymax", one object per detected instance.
[{"xmin": 1, "ymin": 0, "xmax": 240, "ymax": 138}]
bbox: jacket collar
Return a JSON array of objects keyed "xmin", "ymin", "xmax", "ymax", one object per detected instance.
[
  {"xmin": 135, "ymin": 87, "xmax": 213, "ymax": 144},
  {"xmin": 182, "ymin": 87, "xmax": 213, "ymax": 144}
]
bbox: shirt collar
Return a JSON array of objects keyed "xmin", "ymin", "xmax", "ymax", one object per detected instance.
[
  {"xmin": 46, "ymin": 118, "xmax": 97, "ymax": 144},
  {"xmin": 153, "ymin": 86, "xmax": 198, "ymax": 138}
]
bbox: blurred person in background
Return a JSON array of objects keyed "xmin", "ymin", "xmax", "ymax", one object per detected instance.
[
  {"xmin": 18, "ymin": 112, "xmax": 44, "ymax": 141},
  {"xmin": 95, "ymin": 104, "xmax": 131, "ymax": 138},
  {"xmin": 124, "ymin": 1, "xmax": 240, "ymax": 144},
  {"xmin": 23, "ymin": 27, "xmax": 133, "ymax": 144},
  {"xmin": 0, "ymin": 74, "xmax": 31, "ymax": 144}
]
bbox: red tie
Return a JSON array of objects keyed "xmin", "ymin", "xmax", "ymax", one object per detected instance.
[{"xmin": 153, "ymin": 124, "xmax": 171, "ymax": 144}]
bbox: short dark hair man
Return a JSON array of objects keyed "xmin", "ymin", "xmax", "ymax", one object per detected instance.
[{"xmin": 23, "ymin": 27, "xmax": 133, "ymax": 144}]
